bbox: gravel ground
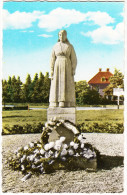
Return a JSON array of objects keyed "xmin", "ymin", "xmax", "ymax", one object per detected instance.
[{"xmin": 2, "ymin": 133, "xmax": 124, "ymax": 193}]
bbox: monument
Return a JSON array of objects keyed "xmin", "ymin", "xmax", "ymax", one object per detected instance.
[
  {"xmin": 8, "ymin": 30, "xmax": 99, "ymax": 181},
  {"xmin": 47, "ymin": 30, "xmax": 77, "ymax": 124}
]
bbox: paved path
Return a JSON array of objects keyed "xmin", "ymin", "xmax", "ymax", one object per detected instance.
[{"xmin": 30, "ymin": 106, "xmax": 120, "ymax": 110}]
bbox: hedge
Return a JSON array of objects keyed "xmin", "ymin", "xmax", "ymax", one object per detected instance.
[
  {"xmin": 2, "ymin": 106, "xmax": 28, "ymax": 111},
  {"xmin": 77, "ymin": 122, "xmax": 124, "ymax": 134},
  {"xmin": 2, "ymin": 122, "xmax": 124, "ymax": 135}
]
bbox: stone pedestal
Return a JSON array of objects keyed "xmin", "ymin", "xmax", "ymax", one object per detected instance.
[{"xmin": 47, "ymin": 107, "xmax": 76, "ymax": 124}]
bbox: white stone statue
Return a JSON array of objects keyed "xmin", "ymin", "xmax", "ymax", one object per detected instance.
[{"xmin": 49, "ymin": 30, "xmax": 77, "ymax": 108}]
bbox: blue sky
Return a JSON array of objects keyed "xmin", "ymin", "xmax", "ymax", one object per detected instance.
[{"xmin": 2, "ymin": 1, "xmax": 124, "ymax": 82}]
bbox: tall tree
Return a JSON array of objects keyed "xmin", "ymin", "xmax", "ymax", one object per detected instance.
[
  {"xmin": 21, "ymin": 74, "xmax": 32, "ymax": 102},
  {"xmin": 76, "ymin": 80, "xmax": 101, "ymax": 105},
  {"xmin": 2, "ymin": 80, "xmax": 8, "ymax": 106},
  {"xmin": 104, "ymin": 69, "xmax": 124, "ymax": 96},
  {"xmin": 10, "ymin": 76, "xmax": 22, "ymax": 102}
]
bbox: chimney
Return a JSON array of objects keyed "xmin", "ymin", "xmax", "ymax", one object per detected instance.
[
  {"xmin": 106, "ymin": 68, "xmax": 109, "ymax": 72},
  {"xmin": 99, "ymin": 68, "xmax": 102, "ymax": 72}
]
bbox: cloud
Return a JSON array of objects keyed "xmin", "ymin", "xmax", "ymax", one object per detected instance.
[
  {"xmin": 38, "ymin": 8, "xmax": 115, "ymax": 31},
  {"xmin": 82, "ymin": 22, "xmax": 124, "ymax": 44},
  {"xmin": 3, "ymin": 8, "xmax": 115, "ymax": 32},
  {"xmin": 85, "ymin": 11, "xmax": 115, "ymax": 26},
  {"xmin": 38, "ymin": 8, "xmax": 86, "ymax": 31},
  {"xmin": 38, "ymin": 34, "xmax": 53, "ymax": 38},
  {"xmin": 3, "ymin": 9, "xmax": 44, "ymax": 29}
]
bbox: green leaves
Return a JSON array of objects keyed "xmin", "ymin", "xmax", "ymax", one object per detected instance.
[{"xmin": 77, "ymin": 122, "xmax": 124, "ymax": 134}]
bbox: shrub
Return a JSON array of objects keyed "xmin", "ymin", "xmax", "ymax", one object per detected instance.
[
  {"xmin": 2, "ymin": 122, "xmax": 44, "ymax": 135},
  {"xmin": 77, "ymin": 122, "xmax": 124, "ymax": 134},
  {"xmin": 2, "ymin": 121, "xmax": 124, "ymax": 135}
]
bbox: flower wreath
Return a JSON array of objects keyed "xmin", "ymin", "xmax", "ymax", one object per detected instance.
[{"xmin": 8, "ymin": 119, "xmax": 100, "ymax": 181}]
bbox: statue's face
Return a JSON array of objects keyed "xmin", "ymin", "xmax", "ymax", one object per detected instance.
[{"xmin": 59, "ymin": 31, "xmax": 67, "ymax": 42}]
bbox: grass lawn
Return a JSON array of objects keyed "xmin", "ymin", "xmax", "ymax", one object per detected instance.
[
  {"xmin": 76, "ymin": 109, "xmax": 124, "ymax": 124},
  {"xmin": 2, "ymin": 109, "xmax": 124, "ymax": 128}
]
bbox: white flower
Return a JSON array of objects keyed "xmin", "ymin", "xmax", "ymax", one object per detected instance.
[
  {"xmin": 73, "ymin": 143, "xmax": 79, "ymax": 150},
  {"xmin": 45, "ymin": 152, "xmax": 51, "ymax": 158},
  {"xmin": 17, "ymin": 153, "xmax": 21, "ymax": 158},
  {"xmin": 54, "ymin": 151, "xmax": 59, "ymax": 158},
  {"xmin": 29, "ymin": 142, "xmax": 34, "ymax": 148},
  {"xmin": 37, "ymin": 144, "xmax": 42, "ymax": 148},
  {"xmin": 34, "ymin": 149, "xmax": 40, "ymax": 154},
  {"xmin": 60, "ymin": 137, "xmax": 66, "ymax": 142},
  {"xmin": 63, "ymin": 144, "xmax": 68, "ymax": 149},
  {"xmin": 40, "ymin": 149, "xmax": 45, "ymax": 155},
  {"xmin": 44, "ymin": 142, "xmax": 55, "ymax": 151},
  {"xmin": 75, "ymin": 153, "xmax": 80, "ymax": 157},
  {"xmin": 32, "ymin": 164, "xmax": 36, "ymax": 169},
  {"xmin": 40, "ymin": 167, "xmax": 44, "ymax": 173},
  {"xmin": 83, "ymin": 152, "xmax": 93, "ymax": 159},
  {"xmin": 55, "ymin": 140, "xmax": 61, "ymax": 145},
  {"xmin": 34, "ymin": 158, "xmax": 40, "ymax": 163},
  {"xmin": 24, "ymin": 145, "xmax": 29, "ymax": 151},
  {"xmin": 61, "ymin": 157, "xmax": 66, "ymax": 161},
  {"xmin": 87, "ymin": 149, "xmax": 93, "ymax": 155},
  {"xmin": 61, "ymin": 149, "xmax": 67, "ymax": 156},
  {"xmin": 54, "ymin": 140, "xmax": 62, "ymax": 150},
  {"xmin": 48, "ymin": 150, "xmax": 54, "ymax": 156},
  {"xmin": 68, "ymin": 149, "xmax": 74, "ymax": 156},
  {"xmin": 27, "ymin": 155, "xmax": 34, "ymax": 161},
  {"xmin": 54, "ymin": 144, "xmax": 61, "ymax": 151},
  {"xmin": 20, "ymin": 155, "xmax": 26, "ymax": 163},
  {"xmin": 48, "ymin": 120, "xmax": 56, "ymax": 126},
  {"xmin": 56, "ymin": 123, "xmax": 60, "ymax": 127},
  {"xmin": 70, "ymin": 141, "xmax": 75, "ymax": 147},
  {"xmin": 45, "ymin": 122, "xmax": 49, "ymax": 127},
  {"xmin": 78, "ymin": 134, "xmax": 83, "ymax": 141},
  {"xmin": 21, "ymin": 165, "xmax": 25, "ymax": 171},
  {"xmin": 48, "ymin": 142, "xmax": 55, "ymax": 149},
  {"xmin": 44, "ymin": 143, "xmax": 50, "ymax": 151},
  {"xmin": 81, "ymin": 143, "xmax": 84, "ymax": 148}
]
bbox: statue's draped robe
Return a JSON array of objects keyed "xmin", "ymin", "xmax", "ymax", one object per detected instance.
[{"xmin": 49, "ymin": 42, "xmax": 77, "ymax": 107}]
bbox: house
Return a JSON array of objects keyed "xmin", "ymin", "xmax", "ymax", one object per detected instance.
[{"xmin": 88, "ymin": 68, "xmax": 113, "ymax": 96}]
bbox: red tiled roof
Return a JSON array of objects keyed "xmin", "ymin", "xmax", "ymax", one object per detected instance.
[{"xmin": 88, "ymin": 69, "xmax": 113, "ymax": 84}]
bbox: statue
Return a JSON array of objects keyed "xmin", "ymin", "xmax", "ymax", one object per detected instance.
[{"xmin": 49, "ymin": 30, "xmax": 77, "ymax": 108}]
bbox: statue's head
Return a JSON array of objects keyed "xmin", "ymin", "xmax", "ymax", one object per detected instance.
[{"xmin": 58, "ymin": 30, "xmax": 69, "ymax": 43}]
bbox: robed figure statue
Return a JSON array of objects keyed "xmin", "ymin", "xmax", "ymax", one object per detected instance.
[{"xmin": 49, "ymin": 30, "xmax": 77, "ymax": 108}]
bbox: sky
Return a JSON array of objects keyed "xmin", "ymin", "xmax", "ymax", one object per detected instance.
[{"xmin": 2, "ymin": 1, "xmax": 125, "ymax": 82}]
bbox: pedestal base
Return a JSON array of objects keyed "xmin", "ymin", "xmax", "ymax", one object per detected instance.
[{"xmin": 47, "ymin": 107, "xmax": 76, "ymax": 124}]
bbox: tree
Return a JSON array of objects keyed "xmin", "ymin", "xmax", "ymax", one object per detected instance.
[
  {"xmin": 104, "ymin": 69, "xmax": 124, "ymax": 96},
  {"xmin": 76, "ymin": 80, "xmax": 89, "ymax": 105},
  {"xmin": 21, "ymin": 74, "xmax": 32, "ymax": 102},
  {"xmin": 76, "ymin": 80, "xmax": 102, "ymax": 105},
  {"xmin": 2, "ymin": 80, "xmax": 8, "ymax": 106},
  {"xmin": 10, "ymin": 76, "xmax": 22, "ymax": 102}
]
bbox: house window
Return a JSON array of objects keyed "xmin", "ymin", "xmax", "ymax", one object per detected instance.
[{"xmin": 101, "ymin": 77, "xmax": 106, "ymax": 82}]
